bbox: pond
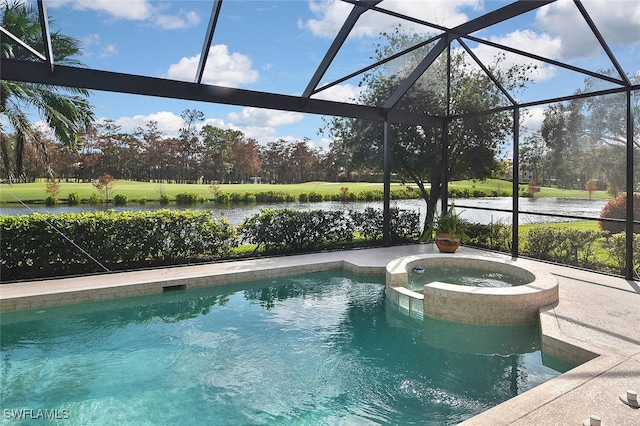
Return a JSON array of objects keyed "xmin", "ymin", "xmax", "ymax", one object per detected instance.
[{"xmin": 0, "ymin": 197, "xmax": 608, "ymax": 227}]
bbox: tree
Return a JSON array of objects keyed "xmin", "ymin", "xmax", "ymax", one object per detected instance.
[
  {"xmin": 540, "ymin": 71, "xmax": 639, "ymax": 191},
  {"xmin": 136, "ymin": 120, "xmax": 172, "ymax": 182},
  {"xmin": 585, "ymin": 179, "xmax": 597, "ymax": 200},
  {"xmin": 323, "ymin": 27, "xmax": 534, "ymax": 237},
  {"xmin": 177, "ymin": 109, "xmax": 204, "ymax": 183},
  {"xmin": 0, "ymin": 0, "xmax": 94, "ymax": 181},
  {"xmin": 200, "ymin": 125, "xmax": 241, "ymax": 183},
  {"xmin": 230, "ymin": 137, "xmax": 261, "ymax": 182},
  {"xmin": 520, "ymin": 131, "xmax": 547, "ymax": 185},
  {"xmin": 93, "ymin": 173, "xmax": 115, "ymax": 204}
]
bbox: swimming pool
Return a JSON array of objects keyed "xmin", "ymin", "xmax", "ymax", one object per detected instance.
[{"xmin": 0, "ymin": 271, "xmax": 571, "ymax": 425}]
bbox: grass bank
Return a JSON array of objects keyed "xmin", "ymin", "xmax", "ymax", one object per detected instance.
[{"xmin": 0, "ymin": 179, "xmax": 611, "ymax": 204}]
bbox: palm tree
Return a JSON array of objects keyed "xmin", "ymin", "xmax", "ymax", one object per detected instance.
[{"xmin": 1, "ymin": 0, "xmax": 94, "ymax": 181}]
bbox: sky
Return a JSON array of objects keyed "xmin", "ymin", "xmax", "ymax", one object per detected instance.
[{"xmin": 23, "ymin": 0, "xmax": 640, "ymax": 150}]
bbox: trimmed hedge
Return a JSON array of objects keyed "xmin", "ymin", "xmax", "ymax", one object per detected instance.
[
  {"xmin": 1, "ymin": 207, "xmax": 420, "ymax": 281},
  {"xmin": 1, "ymin": 210, "xmax": 237, "ymax": 281},
  {"xmin": 240, "ymin": 209, "xmax": 354, "ymax": 252},
  {"xmin": 523, "ymin": 227, "xmax": 606, "ymax": 268},
  {"xmin": 239, "ymin": 207, "xmax": 420, "ymax": 254}
]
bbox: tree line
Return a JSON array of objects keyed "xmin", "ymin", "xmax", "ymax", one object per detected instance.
[
  {"xmin": 0, "ymin": 110, "xmax": 347, "ymax": 184},
  {"xmin": 519, "ymin": 71, "xmax": 639, "ymax": 195}
]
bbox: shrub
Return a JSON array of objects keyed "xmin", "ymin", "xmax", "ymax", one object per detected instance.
[
  {"xmin": 216, "ymin": 193, "xmax": 230, "ymax": 204},
  {"xmin": 255, "ymin": 191, "xmax": 288, "ymax": 203},
  {"xmin": 0, "ymin": 210, "xmax": 238, "ymax": 281},
  {"xmin": 599, "ymin": 194, "xmax": 640, "ymax": 233},
  {"xmin": 603, "ymin": 232, "xmax": 640, "ymax": 275},
  {"xmin": 113, "ymin": 194, "xmax": 128, "ymax": 206},
  {"xmin": 308, "ymin": 192, "xmax": 323, "ymax": 202},
  {"xmin": 298, "ymin": 193, "xmax": 309, "ymax": 202},
  {"xmin": 159, "ymin": 194, "xmax": 170, "ymax": 205},
  {"xmin": 240, "ymin": 209, "xmax": 354, "ymax": 253},
  {"xmin": 44, "ymin": 196, "xmax": 57, "ymax": 206},
  {"xmin": 466, "ymin": 222, "xmax": 511, "ymax": 252},
  {"xmin": 89, "ymin": 193, "xmax": 101, "ymax": 205},
  {"xmin": 175, "ymin": 192, "xmax": 199, "ymax": 205},
  {"xmin": 523, "ymin": 227, "xmax": 605, "ymax": 267},
  {"xmin": 67, "ymin": 192, "xmax": 81, "ymax": 206},
  {"xmin": 349, "ymin": 207, "xmax": 420, "ymax": 243},
  {"xmin": 340, "ymin": 187, "xmax": 349, "ymax": 201}
]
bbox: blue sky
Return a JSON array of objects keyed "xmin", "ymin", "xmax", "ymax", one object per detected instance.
[{"xmin": 32, "ymin": 0, "xmax": 640, "ymax": 150}]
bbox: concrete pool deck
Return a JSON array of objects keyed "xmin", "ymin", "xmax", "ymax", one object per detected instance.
[{"xmin": 1, "ymin": 244, "xmax": 639, "ymax": 425}]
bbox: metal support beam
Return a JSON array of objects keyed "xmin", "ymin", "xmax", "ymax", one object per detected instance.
[
  {"xmin": 1, "ymin": 59, "xmax": 442, "ymax": 127},
  {"xmin": 311, "ymin": 33, "xmax": 442, "ymax": 98},
  {"xmin": 384, "ymin": 0, "xmax": 554, "ymax": 112},
  {"xmin": 384, "ymin": 36, "xmax": 448, "ymax": 110},
  {"xmin": 574, "ymin": 0, "xmax": 630, "ymax": 86},
  {"xmin": 441, "ymin": 119, "xmax": 449, "ymax": 215},
  {"xmin": 441, "ymin": 43, "xmax": 451, "ymax": 213},
  {"xmin": 451, "ymin": 0, "xmax": 556, "ymax": 37},
  {"xmin": 0, "ymin": 26, "xmax": 46, "ymax": 61},
  {"xmin": 625, "ymin": 89, "xmax": 635, "ymax": 279},
  {"xmin": 303, "ymin": 0, "xmax": 381, "ymax": 98},
  {"xmin": 463, "ymin": 33, "xmax": 626, "ymax": 87},
  {"xmin": 383, "ymin": 119, "xmax": 392, "ymax": 246},
  {"xmin": 37, "ymin": 0, "xmax": 54, "ymax": 75},
  {"xmin": 458, "ymin": 39, "xmax": 517, "ymax": 106},
  {"xmin": 512, "ymin": 108, "xmax": 520, "ymax": 258},
  {"xmin": 195, "ymin": 0, "xmax": 223, "ymax": 84}
]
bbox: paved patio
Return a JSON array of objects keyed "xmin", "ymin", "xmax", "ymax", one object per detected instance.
[{"xmin": 1, "ymin": 244, "xmax": 639, "ymax": 425}]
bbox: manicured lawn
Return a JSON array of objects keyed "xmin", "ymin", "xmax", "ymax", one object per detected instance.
[
  {"xmin": 1, "ymin": 179, "xmax": 612, "ymax": 204},
  {"xmin": 1, "ymin": 181, "xmax": 400, "ymax": 203},
  {"xmin": 519, "ymin": 220, "xmax": 601, "ymax": 233}
]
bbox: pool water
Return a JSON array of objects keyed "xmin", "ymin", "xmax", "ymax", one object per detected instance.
[
  {"xmin": 0, "ymin": 272, "xmax": 571, "ymax": 425},
  {"xmin": 409, "ymin": 266, "xmax": 529, "ymax": 290}
]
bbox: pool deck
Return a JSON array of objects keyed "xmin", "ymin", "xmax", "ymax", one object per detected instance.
[{"xmin": 1, "ymin": 244, "xmax": 639, "ymax": 425}]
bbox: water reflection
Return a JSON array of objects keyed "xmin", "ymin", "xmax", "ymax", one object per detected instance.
[{"xmin": 1, "ymin": 197, "xmax": 608, "ymax": 226}]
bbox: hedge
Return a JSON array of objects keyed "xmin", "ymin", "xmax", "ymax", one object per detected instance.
[
  {"xmin": 1, "ymin": 210, "xmax": 237, "ymax": 281},
  {"xmin": 1, "ymin": 207, "xmax": 420, "ymax": 281},
  {"xmin": 239, "ymin": 207, "xmax": 420, "ymax": 253}
]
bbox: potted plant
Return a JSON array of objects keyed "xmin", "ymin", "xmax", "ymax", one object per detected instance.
[{"xmin": 433, "ymin": 205, "xmax": 469, "ymax": 253}]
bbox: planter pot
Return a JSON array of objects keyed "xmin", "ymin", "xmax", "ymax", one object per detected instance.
[{"xmin": 435, "ymin": 233, "xmax": 461, "ymax": 253}]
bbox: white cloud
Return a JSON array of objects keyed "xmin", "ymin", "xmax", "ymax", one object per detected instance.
[
  {"xmin": 520, "ymin": 107, "xmax": 545, "ymax": 137},
  {"xmin": 536, "ymin": 0, "xmax": 640, "ymax": 60},
  {"xmin": 81, "ymin": 34, "xmax": 101, "ymax": 46},
  {"xmin": 154, "ymin": 10, "xmax": 200, "ymax": 30},
  {"xmin": 49, "ymin": 0, "xmax": 199, "ymax": 29},
  {"xmin": 99, "ymin": 43, "xmax": 118, "ymax": 58},
  {"xmin": 471, "ymin": 30, "xmax": 562, "ymax": 82},
  {"xmin": 227, "ymin": 108, "xmax": 304, "ymax": 128},
  {"xmin": 101, "ymin": 108, "xmax": 307, "ymax": 143},
  {"xmin": 166, "ymin": 45, "xmax": 259, "ymax": 87},
  {"xmin": 311, "ymin": 83, "xmax": 365, "ymax": 103},
  {"xmin": 107, "ymin": 111, "xmax": 185, "ymax": 136},
  {"xmin": 49, "ymin": 0, "xmax": 155, "ymax": 21},
  {"xmin": 301, "ymin": 0, "xmax": 482, "ymax": 39}
]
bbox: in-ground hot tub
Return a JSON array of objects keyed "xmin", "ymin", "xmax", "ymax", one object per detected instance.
[{"xmin": 386, "ymin": 255, "xmax": 558, "ymax": 325}]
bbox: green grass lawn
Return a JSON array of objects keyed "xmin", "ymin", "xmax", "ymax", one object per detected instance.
[
  {"xmin": 1, "ymin": 181, "xmax": 397, "ymax": 203},
  {"xmin": 0, "ymin": 178, "xmax": 612, "ymax": 204},
  {"xmin": 519, "ymin": 220, "xmax": 601, "ymax": 233}
]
